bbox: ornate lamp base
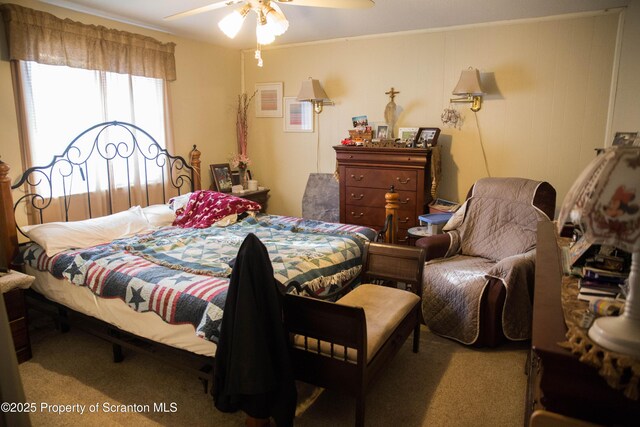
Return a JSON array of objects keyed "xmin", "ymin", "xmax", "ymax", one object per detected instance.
[{"xmin": 588, "ymin": 252, "xmax": 640, "ymax": 358}]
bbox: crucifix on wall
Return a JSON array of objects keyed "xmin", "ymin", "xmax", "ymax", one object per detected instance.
[{"xmin": 384, "ymin": 87, "xmax": 399, "ymax": 139}]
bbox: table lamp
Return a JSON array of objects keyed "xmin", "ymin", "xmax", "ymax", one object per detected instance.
[{"xmin": 557, "ymin": 146, "xmax": 640, "ymax": 356}]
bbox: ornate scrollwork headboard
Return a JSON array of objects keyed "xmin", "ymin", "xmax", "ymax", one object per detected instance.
[{"xmin": 0, "ymin": 121, "xmax": 201, "ymax": 265}]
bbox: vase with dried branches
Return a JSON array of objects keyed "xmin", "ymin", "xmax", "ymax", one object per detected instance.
[{"xmin": 232, "ymin": 91, "xmax": 256, "ymax": 188}]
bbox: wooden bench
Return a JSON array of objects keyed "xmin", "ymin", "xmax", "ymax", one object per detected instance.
[{"xmin": 283, "ymin": 242, "xmax": 426, "ymax": 426}]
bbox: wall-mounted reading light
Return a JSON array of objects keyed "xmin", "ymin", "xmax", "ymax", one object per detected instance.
[
  {"xmin": 297, "ymin": 78, "xmax": 331, "ymax": 114},
  {"xmin": 450, "ymin": 67, "xmax": 485, "ymax": 112}
]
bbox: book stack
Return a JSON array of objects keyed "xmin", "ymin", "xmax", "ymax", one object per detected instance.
[{"xmin": 578, "ymin": 263, "xmax": 628, "ymax": 303}]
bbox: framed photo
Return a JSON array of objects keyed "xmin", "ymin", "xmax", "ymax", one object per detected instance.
[
  {"xmin": 210, "ymin": 163, "xmax": 233, "ymax": 193},
  {"xmin": 255, "ymin": 82, "xmax": 283, "ymax": 117},
  {"xmin": 612, "ymin": 131, "xmax": 638, "ymax": 147},
  {"xmin": 415, "ymin": 127, "xmax": 441, "ymax": 147},
  {"xmin": 283, "ymin": 97, "xmax": 313, "ymax": 132},
  {"xmin": 374, "ymin": 124, "xmax": 389, "ymax": 139},
  {"xmin": 398, "ymin": 127, "xmax": 419, "ymax": 144},
  {"xmin": 352, "ymin": 115, "xmax": 368, "ymax": 128},
  {"xmin": 231, "ymin": 169, "xmax": 252, "ymax": 185}
]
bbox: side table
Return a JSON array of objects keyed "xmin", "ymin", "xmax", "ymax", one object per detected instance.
[
  {"xmin": 1, "ymin": 270, "xmax": 35, "ymax": 363},
  {"xmin": 407, "ymin": 226, "xmax": 432, "ymax": 246},
  {"xmin": 232, "ymin": 188, "xmax": 270, "ymax": 213}
]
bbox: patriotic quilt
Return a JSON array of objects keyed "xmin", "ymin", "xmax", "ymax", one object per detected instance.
[{"xmin": 22, "ymin": 214, "xmax": 376, "ymax": 343}]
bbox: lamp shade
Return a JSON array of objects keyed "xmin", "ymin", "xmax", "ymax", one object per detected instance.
[
  {"xmin": 557, "ymin": 146, "xmax": 640, "ymax": 252},
  {"xmin": 296, "ymin": 79, "xmax": 329, "ymax": 102},
  {"xmin": 218, "ymin": 5, "xmax": 250, "ymax": 39},
  {"xmin": 452, "ymin": 68, "xmax": 484, "ymax": 96},
  {"xmin": 265, "ymin": 2, "xmax": 289, "ymax": 36}
]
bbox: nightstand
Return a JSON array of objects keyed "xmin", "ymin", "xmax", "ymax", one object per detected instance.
[
  {"xmin": 232, "ymin": 188, "xmax": 270, "ymax": 213},
  {"xmin": 1, "ymin": 270, "xmax": 35, "ymax": 363}
]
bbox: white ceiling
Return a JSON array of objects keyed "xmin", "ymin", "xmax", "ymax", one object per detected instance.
[{"xmin": 40, "ymin": 0, "xmax": 629, "ymax": 49}]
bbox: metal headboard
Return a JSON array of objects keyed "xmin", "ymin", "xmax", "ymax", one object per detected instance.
[{"xmin": 12, "ymin": 121, "xmax": 197, "ymax": 234}]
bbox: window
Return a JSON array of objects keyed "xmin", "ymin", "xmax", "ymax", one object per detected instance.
[{"xmin": 21, "ymin": 61, "xmax": 167, "ymax": 195}]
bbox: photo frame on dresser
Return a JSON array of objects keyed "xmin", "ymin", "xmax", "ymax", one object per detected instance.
[
  {"xmin": 210, "ymin": 164, "xmax": 233, "ymax": 193},
  {"xmin": 415, "ymin": 127, "xmax": 441, "ymax": 147}
]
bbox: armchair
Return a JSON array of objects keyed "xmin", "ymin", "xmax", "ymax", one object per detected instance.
[{"xmin": 416, "ymin": 177, "xmax": 556, "ymax": 346}]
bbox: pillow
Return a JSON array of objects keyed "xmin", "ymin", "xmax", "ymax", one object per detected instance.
[
  {"xmin": 142, "ymin": 204, "xmax": 176, "ymax": 227},
  {"xmin": 23, "ymin": 206, "xmax": 152, "ymax": 257},
  {"xmin": 169, "ymin": 192, "xmax": 192, "ymax": 212}
]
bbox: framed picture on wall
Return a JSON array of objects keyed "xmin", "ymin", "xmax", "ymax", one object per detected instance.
[
  {"xmin": 210, "ymin": 163, "xmax": 233, "ymax": 193},
  {"xmin": 255, "ymin": 82, "xmax": 283, "ymax": 117},
  {"xmin": 283, "ymin": 97, "xmax": 313, "ymax": 132}
]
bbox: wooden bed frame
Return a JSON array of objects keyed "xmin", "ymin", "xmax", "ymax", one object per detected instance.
[{"xmin": 0, "ymin": 121, "xmax": 411, "ymax": 426}]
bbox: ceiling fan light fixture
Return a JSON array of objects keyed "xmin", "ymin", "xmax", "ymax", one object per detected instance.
[
  {"xmin": 218, "ymin": 4, "xmax": 251, "ymax": 39},
  {"xmin": 256, "ymin": 12, "xmax": 276, "ymax": 45},
  {"xmin": 264, "ymin": 3, "xmax": 289, "ymax": 36}
]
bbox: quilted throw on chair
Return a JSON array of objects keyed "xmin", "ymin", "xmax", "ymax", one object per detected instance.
[{"xmin": 422, "ymin": 178, "xmax": 549, "ymax": 344}]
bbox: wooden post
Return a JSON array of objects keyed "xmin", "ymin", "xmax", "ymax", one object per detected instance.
[
  {"xmin": 384, "ymin": 186, "xmax": 399, "ymax": 244},
  {"xmin": 189, "ymin": 145, "xmax": 202, "ymax": 191},
  {"xmin": 0, "ymin": 160, "xmax": 18, "ymax": 268}
]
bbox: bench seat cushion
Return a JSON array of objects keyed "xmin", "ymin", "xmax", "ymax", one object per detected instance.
[{"xmin": 293, "ymin": 285, "xmax": 420, "ymax": 363}]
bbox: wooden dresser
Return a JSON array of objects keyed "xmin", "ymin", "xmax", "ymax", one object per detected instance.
[
  {"xmin": 527, "ymin": 221, "xmax": 640, "ymax": 425},
  {"xmin": 334, "ymin": 146, "xmax": 432, "ymax": 244}
]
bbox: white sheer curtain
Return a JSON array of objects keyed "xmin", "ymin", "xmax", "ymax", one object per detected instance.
[{"xmin": 16, "ymin": 61, "xmax": 174, "ymax": 222}]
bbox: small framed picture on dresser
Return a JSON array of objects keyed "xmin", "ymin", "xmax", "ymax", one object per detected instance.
[
  {"xmin": 210, "ymin": 164, "xmax": 233, "ymax": 193},
  {"xmin": 415, "ymin": 127, "xmax": 441, "ymax": 147}
]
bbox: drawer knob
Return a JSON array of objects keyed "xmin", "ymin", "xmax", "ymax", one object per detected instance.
[
  {"xmin": 351, "ymin": 174, "xmax": 364, "ymax": 181},
  {"xmin": 396, "ymin": 177, "xmax": 411, "ymax": 184},
  {"xmin": 350, "ymin": 212, "xmax": 364, "ymax": 218},
  {"xmin": 349, "ymin": 155, "xmax": 354, "ymax": 159},
  {"xmin": 350, "ymin": 193, "xmax": 365, "ymax": 200},
  {"xmin": 398, "ymin": 217, "xmax": 410, "ymax": 224},
  {"xmin": 399, "ymin": 198, "xmax": 411, "ymax": 204}
]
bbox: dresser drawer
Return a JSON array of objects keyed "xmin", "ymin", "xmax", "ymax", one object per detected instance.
[
  {"xmin": 345, "ymin": 167, "xmax": 417, "ymax": 191},
  {"xmin": 345, "ymin": 186, "xmax": 417, "ymax": 209},
  {"xmin": 4, "ymin": 288, "xmax": 26, "ymax": 322},
  {"xmin": 345, "ymin": 205, "xmax": 417, "ymax": 228}
]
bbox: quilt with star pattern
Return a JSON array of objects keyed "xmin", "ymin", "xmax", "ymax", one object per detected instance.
[{"xmin": 22, "ymin": 214, "xmax": 376, "ymax": 343}]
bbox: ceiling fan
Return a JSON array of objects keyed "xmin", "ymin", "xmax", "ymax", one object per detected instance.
[{"xmin": 165, "ymin": 0, "xmax": 375, "ymax": 66}]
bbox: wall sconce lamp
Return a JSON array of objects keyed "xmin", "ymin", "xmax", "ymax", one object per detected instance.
[
  {"xmin": 297, "ymin": 78, "xmax": 331, "ymax": 114},
  {"xmin": 450, "ymin": 67, "xmax": 485, "ymax": 112}
]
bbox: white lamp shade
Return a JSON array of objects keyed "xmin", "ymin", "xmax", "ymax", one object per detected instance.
[
  {"xmin": 265, "ymin": 3, "xmax": 289, "ymax": 36},
  {"xmin": 218, "ymin": 8, "xmax": 248, "ymax": 39},
  {"xmin": 557, "ymin": 146, "xmax": 640, "ymax": 252},
  {"xmin": 296, "ymin": 79, "xmax": 329, "ymax": 102},
  {"xmin": 256, "ymin": 20, "xmax": 275, "ymax": 45},
  {"xmin": 452, "ymin": 68, "xmax": 484, "ymax": 96}
]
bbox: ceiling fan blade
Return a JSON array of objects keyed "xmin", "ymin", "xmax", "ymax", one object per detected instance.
[
  {"xmin": 164, "ymin": 0, "xmax": 244, "ymax": 21},
  {"xmin": 276, "ymin": 0, "xmax": 374, "ymax": 9}
]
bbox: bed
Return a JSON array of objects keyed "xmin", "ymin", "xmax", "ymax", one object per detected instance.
[{"xmin": 0, "ymin": 121, "xmax": 377, "ymax": 379}]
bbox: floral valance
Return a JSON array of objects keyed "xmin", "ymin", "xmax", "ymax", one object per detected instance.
[{"xmin": 0, "ymin": 3, "xmax": 176, "ymax": 81}]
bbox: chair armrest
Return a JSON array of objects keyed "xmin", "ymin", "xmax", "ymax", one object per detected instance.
[{"xmin": 415, "ymin": 233, "xmax": 451, "ymax": 261}]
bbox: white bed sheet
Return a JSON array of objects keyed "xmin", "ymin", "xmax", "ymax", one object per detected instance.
[{"xmin": 26, "ymin": 266, "xmax": 216, "ymax": 357}]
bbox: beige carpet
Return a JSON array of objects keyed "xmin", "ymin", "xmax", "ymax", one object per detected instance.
[{"xmin": 18, "ymin": 313, "xmax": 528, "ymax": 426}]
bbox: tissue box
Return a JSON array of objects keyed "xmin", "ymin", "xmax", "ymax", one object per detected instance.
[{"xmin": 418, "ymin": 213, "xmax": 453, "ymax": 235}]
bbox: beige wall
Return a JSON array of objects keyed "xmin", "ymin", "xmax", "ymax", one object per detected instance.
[
  {"xmin": 0, "ymin": 0, "xmax": 240, "ymax": 192},
  {"xmin": 612, "ymin": 2, "xmax": 640, "ymax": 138},
  {"xmin": 243, "ymin": 11, "xmax": 621, "ymax": 218}
]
